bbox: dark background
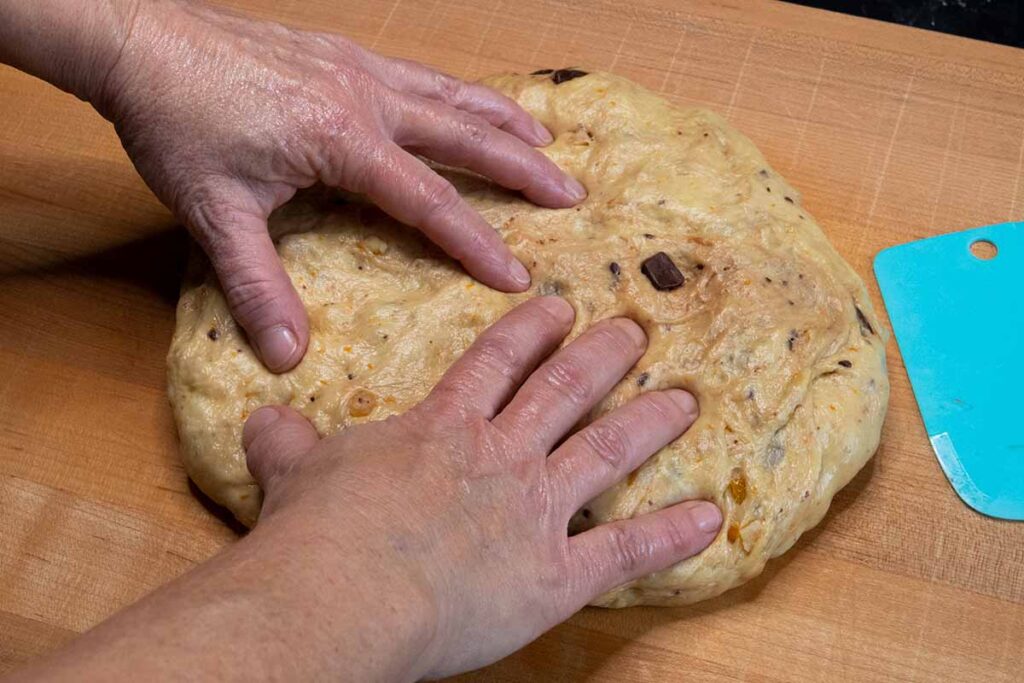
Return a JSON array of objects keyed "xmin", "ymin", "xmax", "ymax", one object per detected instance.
[{"xmin": 786, "ymin": 0, "xmax": 1022, "ymax": 48}]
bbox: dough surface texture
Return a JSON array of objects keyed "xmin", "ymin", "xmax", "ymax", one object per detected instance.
[{"xmin": 168, "ymin": 71, "xmax": 888, "ymax": 607}]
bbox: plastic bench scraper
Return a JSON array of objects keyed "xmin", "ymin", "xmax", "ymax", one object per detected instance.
[{"xmin": 874, "ymin": 223, "xmax": 1024, "ymax": 520}]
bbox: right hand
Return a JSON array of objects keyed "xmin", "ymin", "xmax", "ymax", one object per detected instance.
[
  {"xmin": 243, "ymin": 297, "xmax": 721, "ymax": 678},
  {"xmin": 98, "ymin": 0, "xmax": 584, "ymax": 372}
]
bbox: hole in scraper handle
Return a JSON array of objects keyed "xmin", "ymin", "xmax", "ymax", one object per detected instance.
[{"xmin": 970, "ymin": 239, "xmax": 997, "ymax": 260}]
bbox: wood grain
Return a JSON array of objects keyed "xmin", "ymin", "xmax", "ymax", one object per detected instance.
[{"xmin": 1, "ymin": 0, "xmax": 1022, "ymax": 679}]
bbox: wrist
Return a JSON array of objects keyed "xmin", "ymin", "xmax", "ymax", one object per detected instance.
[
  {"xmin": 0, "ymin": 0, "xmax": 140, "ymax": 104},
  {"xmin": 246, "ymin": 509, "xmax": 443, "ymax": 680}
]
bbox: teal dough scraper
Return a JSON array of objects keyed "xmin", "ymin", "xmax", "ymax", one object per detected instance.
[{"xmin": 875, "ymin": 222, "xmax": 1024, "ymax": 520}]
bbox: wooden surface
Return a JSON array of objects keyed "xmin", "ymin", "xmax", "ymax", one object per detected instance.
[{"xmin": 1, "ymin": 0, "xmax": 1022, "ymax": 679}]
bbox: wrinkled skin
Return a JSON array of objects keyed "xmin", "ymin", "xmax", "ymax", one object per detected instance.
[
  {"xmin": 243, "ymin": 298, "xmax": 720, "ymax": 676},
  {"xmin": 17, "ymin": 299, "xmax": 721, "ymax": 681},
  {"xmin": 2, "ymin": 1, "xmax": 721, "ymax": 679},
  {"xmin": 97, "ymin": 0, "xmax": 585, "ymax": 371}
]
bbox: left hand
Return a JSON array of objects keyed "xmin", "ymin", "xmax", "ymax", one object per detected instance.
[{"xmin": 96, "ymin": 0, "xmax": 584, "ymax": 372}]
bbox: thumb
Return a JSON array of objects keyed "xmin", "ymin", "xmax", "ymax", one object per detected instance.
[
  {"xmin": 243, "ymin": 406, "xmax": 320, "ymax": 489},
  {"xmin": 195, "ymin": 203, "xmax": 310, "ymax": 373}
]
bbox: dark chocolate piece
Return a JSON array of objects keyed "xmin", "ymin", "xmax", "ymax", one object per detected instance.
[
  {"xmin": 838, "ymin": 360, "xmax": 853, "ymax": 368},
  {"xmin": 855, "ymin": 305, "xmax": 875, "ymax": 336},
  {"xmin": 784, "ymin": 196, "xmax": 794, "ymax": 204},
  {"xmin": 609, "ymin": 262, "xmax": 621, "ymax": 276},
  {"xmin": 551, "ymin": 68, "xmax": 588, "ymax": 84},
  {"xmin": 640, "ymin": 252, "xmax": 685, "ymax": 291},
  {"xmin": 637, "ymin": 372, "xmax": 650, "ymax": 387},
  {"xmin": 207, "ymin": 328, "xmax": 220, "ymax": 341},
  {"xmin": 531, "ymin": 68, "xmax": 554, "ymax": 75}
]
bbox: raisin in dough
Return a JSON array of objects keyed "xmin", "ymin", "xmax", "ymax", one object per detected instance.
[{"xmin": 168, "ymin": 70, "xmax": 888, "ymax": 607}]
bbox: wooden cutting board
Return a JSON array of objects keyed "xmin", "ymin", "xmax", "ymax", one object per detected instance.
[{"xmin": 1, "ymin": 0, "xmax": 1022, "ymax": 679}]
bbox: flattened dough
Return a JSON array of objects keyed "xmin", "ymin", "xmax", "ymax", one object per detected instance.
[{"xmin": 168, "ymin": 71, "xmax": 888, "ymax": 607}]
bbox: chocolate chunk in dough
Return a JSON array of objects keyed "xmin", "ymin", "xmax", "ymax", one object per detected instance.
[
  {"xmin": 551, "ymin": 69, "xmax": 588, "ymax": 84},
  {"xmin": 531, "ymin": 68, "xmax": 554, "ymax": 75},
  {"xmin": 855, "ymin": 305, "xmax": 875, "ymax": 336},
  {"xmin": 641, "ymin": 252, "xmax": 685, "ymax": 291}
]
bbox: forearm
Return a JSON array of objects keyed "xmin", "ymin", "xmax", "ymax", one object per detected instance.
[
  {"xmin": 11, "ymin": 515, "xmax": 438, "ymax": 681},
  {"xmin": 0, "ymin": 0, "xmax": 139, "ymax": 102}
]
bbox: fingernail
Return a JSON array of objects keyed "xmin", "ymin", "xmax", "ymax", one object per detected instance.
[
  {"xmin": 563, "ymin": 176, "xmax": 587, "ymax": 202},
  {"xmin": 531, "ymin": 119, "xmax": 554, "ymax": 145},
  {"xmin": 689, "ymin": 502, "xmax": 723, "ymax": 535},
  {"xmin": 243, "ymin": 406, "xmax": 281, "ymax": 449},
  {"xmin": 665, "ymin": 389, "xmax": 700, "ymax": 420},
  {"xmin": 509, "ymin": 257, "xmax": 531, "ymax": 288},
  {"xmin": 256, "ymin": 326, "xmax": 298, "ymax": 372},
  {"xmin": 537, "ymin": 296, "xmax": 575, "ymax": 325}
]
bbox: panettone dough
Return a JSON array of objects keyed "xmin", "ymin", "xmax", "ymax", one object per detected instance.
[{"xmin": 168, "ymin": 70, "xmax": 888, "ymax": 607}]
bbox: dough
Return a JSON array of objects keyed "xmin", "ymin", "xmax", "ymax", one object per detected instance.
[{"xmin": 168, "ymin": 70, "xmax": 888, "ymax": 607}]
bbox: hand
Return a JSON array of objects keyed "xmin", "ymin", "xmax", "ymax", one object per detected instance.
[
  {"xmin": 98, "ymin": 0, "xmax": 584, "ymax": 371},
  {"xmin": 243, "ymin": 297, "xmax": 721, "ymax": 678},
  {"xmin": 14, "ymin": 298, "xmax": 720, "ymax": 681}
]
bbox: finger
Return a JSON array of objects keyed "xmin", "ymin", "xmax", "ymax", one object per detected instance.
[
  {"xmin": 357, "ymin": 143, "xmax": 531, "ymax": 292},
  {"xmin": 243, "ymin": 405, "xmax": 320, "ymax": 488},
  {"xmin": 568, "ymin": 500, "xmax": 722, "ymax": 601},
  {"xmin": 548, "ymin": 390, "xmax": 699, "ymax": 512},
  {"xmin": 394, "ymin": 97, "xmax": 586, "ymax": 208},
  {"xmin": 370, "ymin": 55, "xmax": 553, "ymax": 147},
  {"xmin": 190, "ymin": 203, "xmax": 309, "ymax": 373},
  {"xmin": 492, "ymin": 318, "xmax": 647, "ymax": 451},
  {"xmin": 422, "ymin": 297, "xmax": 574, "ymax": 420}
]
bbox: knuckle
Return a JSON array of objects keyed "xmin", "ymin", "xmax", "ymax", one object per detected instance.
[
  {"xmin": 425, "ymin": 385, "xmax": 476, "ymax": 423},
  {"xmin": 436, "ymin": 73, "xmax": 465, "ymax": 105},
  {"xmin": 592, "ymin": 322, "xmax": 643, "ymax": 356},
  {"xmin": 541, "ymin": 358, "xmax": 592, "ymax": 407},
  {"xmin": 664, "ymin": 515, "xmax": 699, "ymax": 554},
  {"xmin": 485, "ymin": 92, "xmax": 518, "ymax": 128},
  {"xmin": 472, "ymin": 334, "xmax": 519, "ymax": 377},
  {"xmin": 644, "ymin": 392, "xmax": 684, "ymax": 423},
  {"xmin": 580, "ymin": 419, "xmax": 632, "ymax": 472},
  {"xmin": 221, "ymin": 268, "xmax": 287, "ymax": 323},
  {"xmin": 607, "ymin": 524, "xmax": 651, "ymax": 575},
  {"xmin": 183, "ymin": 192, "xmax": 237, "ymax": 243},
  {"xmin": 420, "ymin": 180, "xmax": 463, "ymax": 227},
  {"xmin": 334, "ymin": 131, "xmax": 388, "ymax": 192},
  {"xmin": 531, "ymin": 300, "xmax": 573, "ymax": 330},
  {"xmin": 454, "ymin": 114, "xmax": 490, "ymax": 149},
  {"xmin": 456, "ymin": 221, "xmax": 492, "ymax": 261}
]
